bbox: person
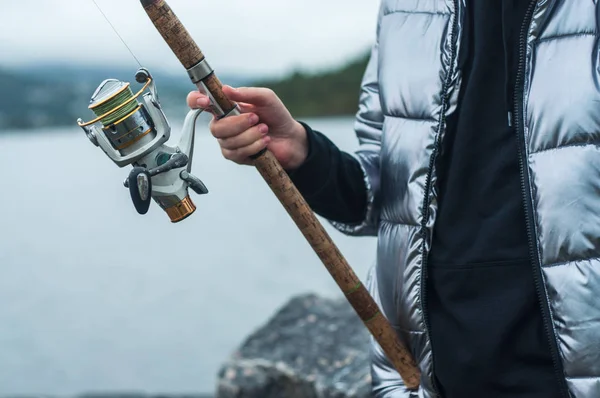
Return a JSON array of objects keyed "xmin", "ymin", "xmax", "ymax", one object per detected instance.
[{"xmin": 187, "ymin": 1, "xmax": 600, "ymax": 397}]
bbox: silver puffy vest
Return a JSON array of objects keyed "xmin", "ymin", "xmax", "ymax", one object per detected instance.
[{"xmin": 330, "ymin": 1, "xmax": 600, "ymax": 397}]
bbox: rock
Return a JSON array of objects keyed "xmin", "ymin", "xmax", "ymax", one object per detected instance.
[
  {"xmin": 216, "ymin": 294, "xmax": 372, "ymax": 398},
  {"xmin": 76, "ymin": 395, "xmax": 212, "ymax": 398},
  {"xmin": 77, "ymin": 395, "xmax": 212, "ymax": 398},
  {"xmin": 2, "ymin": 395, "xmax": 213, "ymax": 398}
]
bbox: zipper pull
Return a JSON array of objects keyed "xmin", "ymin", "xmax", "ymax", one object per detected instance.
[{"xmin": 508, "ymin": 111, "xmax": 513, "ymax": 127}]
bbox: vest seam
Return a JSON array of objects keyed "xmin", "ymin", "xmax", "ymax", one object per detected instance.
[
  {"xmin": 536, "ymin": 31, "xmax": 596, "ymax": 44},
  {"xmin": 383, "ymin": 10, "xmax": 450, "ymax": 17},
  {"xmin": 383, "ymin": 114, "xmax": 437, "ymax": 122},
  {"xmin": 542, "ymin": 255, "xmax": 600, "ymax": 269},
  {"xmin": 379, "ymin": 219, "xmax": 420, "ymax": 228},
  {"xmin": 530, "ymin": 141, "xmax": 600, "ymax": 156},
  {"xmin": 565, "ymin": 375, "xmax": 600, "ymax": 380}
]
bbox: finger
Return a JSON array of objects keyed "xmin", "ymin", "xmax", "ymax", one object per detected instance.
[
  {"xmin": 187, "ymin": 91, "xmax": 211, "ymax": 109},
  {"xmin": 236, "ymin": 102, "xmax": 257, "ymax": 114},
  {"xmin": 218, "ymin": 124, "xmax": 268, "ymax": 150},
  {"xmin": 211, "ymin": 112, "xmax": 260, "ymax": 139},
  {"xmin": 222, "ymin": 85, "xmax": 275, "ymax": 106},
  {"xmin": 222, "ymin": 136, "xmax": 271, "ymax": 163}
]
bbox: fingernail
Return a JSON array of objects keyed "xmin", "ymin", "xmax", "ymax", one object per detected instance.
[
  {"xmin": 249, "ymin": 114, "xmax": 259, "ymax": 124},
  {"xmin": 258, "ymin": 124, "xmax": 268, "ymax": 135},
  {"xmin": 196, "ymin": 98, "xmax": 209, "ymax": 107},
  {"xmin": 263, "ymin": 136, "xmax": 271, "ymax": 144}
]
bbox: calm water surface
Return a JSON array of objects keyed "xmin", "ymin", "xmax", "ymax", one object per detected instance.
[{"xmin": 0, "ymin": 116, "xmax": 377, "ymax": 395}]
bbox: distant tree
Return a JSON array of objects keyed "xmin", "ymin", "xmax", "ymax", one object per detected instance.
[
  {"xmin": 0, "ymin": 50, "xmax": 371, "ymax": 131},
  {"xmin": 253, "ymin": 50, "xmax": 371, "ymax": 118}
]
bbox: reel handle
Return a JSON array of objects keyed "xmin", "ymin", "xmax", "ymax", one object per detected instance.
[
  {"xmin": 123, "ymin": 152, "xmax": 189, "ymax": 188},
  {"xmin": 127, "ymin": 167, "xmax": 152, "ymax": 215}
]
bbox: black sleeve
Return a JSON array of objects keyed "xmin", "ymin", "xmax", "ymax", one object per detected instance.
[{"xmin": 287, "ymin": 121, "xmax": 368, "ymax": 224}]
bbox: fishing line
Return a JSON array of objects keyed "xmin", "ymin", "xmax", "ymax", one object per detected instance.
[
  {"xmin": 90, "ymin": 84, "xmax": 138, "ymax": 125},
  {"xmin": 90, "ymin": 0, "xmax": 143, "ymax": 67}
]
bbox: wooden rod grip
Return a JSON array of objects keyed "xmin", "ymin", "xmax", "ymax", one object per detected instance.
[
  {"xmin": 202, "ymin": 73, "xmax": 237, "ymax": 118},
  {"xmin": 141, "ymin": 0, "xmax": 205, "ymax": 69},
  {"xmin": 140, "ymin": 0, "xmax": 421, "ymax": 389},
  {"xmin": 252, "ymin": 150, "xmax": 421, "ymax": 390}
]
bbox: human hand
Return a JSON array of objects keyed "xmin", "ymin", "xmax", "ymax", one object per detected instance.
[{"xmin": 187, "ymin": 85, "xmax": 308, "ymax": 170}]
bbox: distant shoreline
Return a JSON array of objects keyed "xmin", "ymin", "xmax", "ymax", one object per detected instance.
[
  {"xmin": 0, "ymin": 114, "xmax": 358, "ymax": 135},
  {"xmin": 0, "ymin": 52, "xmax": 369, "ymax": 132}
]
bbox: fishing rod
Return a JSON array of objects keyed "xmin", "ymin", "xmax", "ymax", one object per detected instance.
[{"xmin": 76, "ymin": 0, "xmax": 421, "ymax": 389}]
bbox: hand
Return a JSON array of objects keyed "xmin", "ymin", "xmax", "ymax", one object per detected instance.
[{"xmin": 187, "ymin": 85, "xmax": 309, "ymax": 170}]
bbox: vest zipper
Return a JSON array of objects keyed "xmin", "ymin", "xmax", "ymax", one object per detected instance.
[
  {"xmin": 512, "ymin": 1, "xmax": 570, "ymax": 396},
  {"xmin": 419, "ymin": 0, "xmax": 459, "ymax": 396}
]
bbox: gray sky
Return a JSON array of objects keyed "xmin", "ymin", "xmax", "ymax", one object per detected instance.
[{"xmin": 0, "ymin": 0, "xmax": 380, "ymax": 77}]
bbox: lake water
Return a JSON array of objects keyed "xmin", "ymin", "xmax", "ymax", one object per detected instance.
[{"xmin": 0, "ymin": 116, "xmax": 377, "ymax": 396}]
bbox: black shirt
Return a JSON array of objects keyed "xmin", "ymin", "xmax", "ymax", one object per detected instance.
[
  {"xmin": 425, "ymin": 2, "xmax": 561, "ymax": 397},
  {"xmin": 287, "ymin": 1, "xmax": 561, "ymax": 396},
  {"xmin": 428, "ymin": 2, "xmax": 530, "ymax": 266}
]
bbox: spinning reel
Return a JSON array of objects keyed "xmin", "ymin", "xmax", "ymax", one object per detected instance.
[{"xmin": 77, "ymin": 67, "xmax": 208, "ymax": 223}]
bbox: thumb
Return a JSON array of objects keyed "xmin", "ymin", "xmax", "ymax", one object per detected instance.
[{"xmin": 222, "ymin": 85, "xmax": 274, "ymax": 106}]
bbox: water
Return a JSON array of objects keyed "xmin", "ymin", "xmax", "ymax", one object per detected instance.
[{"xmin": 0, "ymin": 116, "xmax": 377, "ymax": 396}]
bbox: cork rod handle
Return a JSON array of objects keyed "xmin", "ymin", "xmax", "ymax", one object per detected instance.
[{"xmin": 140, "ymin": 0, "xmax": 421, "ymax": 389}]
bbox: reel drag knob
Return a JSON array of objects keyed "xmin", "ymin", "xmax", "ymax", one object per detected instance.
[{"xmin": 127, "ymin": 167, "xmax": 152, "ymax": 215}]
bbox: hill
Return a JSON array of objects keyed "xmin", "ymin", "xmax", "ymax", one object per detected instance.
[
  {"xmin": 0, "ymin": 51, "xmax": 371, "ymax": 131},
  {"xmin": 0, "ymin": 65, "xmax": 255, "ymax": 132},
  {"xmin": 256, "ymin": 51, "xmax": 370, "ymax": 118},
  {"xmin": 0, "ymin": 67, "xmax": 77, "ymax": 130}
]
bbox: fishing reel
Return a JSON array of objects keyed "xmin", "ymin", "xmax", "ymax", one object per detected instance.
[{"xmin": 77, "ymin": 67, "xmax": 208, "ymax": 223}]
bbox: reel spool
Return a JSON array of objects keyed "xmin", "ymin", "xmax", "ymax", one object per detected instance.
[{"xmin": 78, "ymin": 68, "xmax": 208, "ymax": 223}]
